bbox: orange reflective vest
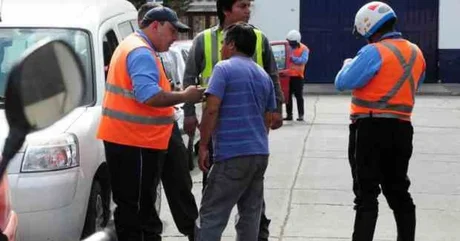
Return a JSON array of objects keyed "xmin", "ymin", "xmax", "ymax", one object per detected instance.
[
  {"xmin": 287, "ymin": 43, "xmax": 309, "ymax": 78},
  {"xmin": 351, "ymin": 39, "xmax": 426, "ymax": 121},
  {"xmin": 97, "ymin": 33, "xmax": 174, "ymax": 150}
]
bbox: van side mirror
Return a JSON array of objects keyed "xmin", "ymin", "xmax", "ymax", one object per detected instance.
[{"xmin": 0, "ymin": 39, "xmax": 85, "ymax": 179}]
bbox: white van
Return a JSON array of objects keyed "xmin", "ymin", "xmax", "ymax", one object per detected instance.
[{"xmin": 0, "ymin": 0, "xmax": 148, "ymax": 240}]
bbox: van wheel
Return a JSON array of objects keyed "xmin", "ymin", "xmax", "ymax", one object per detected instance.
[{"xmin": 81, "ymin": 179, "xmax": 110, "ymax": 239}]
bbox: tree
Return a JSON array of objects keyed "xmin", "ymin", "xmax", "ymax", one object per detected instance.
[
  {"xmin": 127, "ymin": 0, "xmax": 192, "ymax": 15},
  {"xmin": 162, "ymin": 0, "xmax": 192, "ymax": 16},
  {"xmin": 127, "ymin": 0, "xmax": 145, "ymax": 9}
]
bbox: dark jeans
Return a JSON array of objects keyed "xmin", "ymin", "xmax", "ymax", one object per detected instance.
[
  {"xmin": 104, "ymin": 141, "xmax": 165, "ymax": 241},
  {"xmin": 162, "ymin": 123, "xmax": 198, "ymax": 237},
  {"xmin": 286, "ymin": 76, "xmax": 304, "ymax": 118},
  {"xmin": 201, "ymin": 143, "xmax": 271, "ymax": 241},
  {"xmin": 349, "ymin": 118, "xmax": 416, "ymax": 241},
  {"xmin": 196, "ymin": 155, "xmax": 269, "ymax": 241}
]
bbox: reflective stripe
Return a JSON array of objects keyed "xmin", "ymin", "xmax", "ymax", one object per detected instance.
[
  {"xmin": 202, "ymin": 29, "xmax": 213, "ymax": 81},
  {"xmin": 351, "ymin": 97, "xmax": 413, "ymax": 113},
  {"xmin": 380, "ymin": 42, "xmax": 417, "ymax": 101},
  {"xmin": 254, "ymin": 29, "xmax": 264, "ymax": 67},
  {"xmin": 217, "ymin": 29, "xmax": 223, "ymax": 62},
  {"xmin": 351, "ymin": 112, "xmax": 410, "ymax": 120},
  {"xmin": 201, "ymin": 28, "xmax": 264, "ymax": 83},
  {"xmin": 352, "ymin": 42, "xmax": 417, "ymax": 114},
  {"xmin": 106, "ymin": 83, "xmax": 135, "ymax": 99},
  {"xmin": 102, "ymin": 108, "xmax": 174, "ymax": 125}
]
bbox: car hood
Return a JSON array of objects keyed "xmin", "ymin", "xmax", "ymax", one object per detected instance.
[{"xmin": 0, "ymin": 108, "xmax": 86, "ymax": 171}]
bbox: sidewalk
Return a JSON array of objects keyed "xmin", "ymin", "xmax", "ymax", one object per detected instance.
[
  {"xmin": 160, "ymin": 95, "xmax": 460, "ymax": 241},
  {"xmin": 304, "ymin": 83, "xmax": 460, "ymax": 96}
]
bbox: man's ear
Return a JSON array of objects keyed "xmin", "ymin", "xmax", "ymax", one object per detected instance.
[
  {"xmin": 228, "ymin": 41, "xmax": 236, "ymax": 50},
  {"xmin": 150, "ymin": 21, "xmax": 160, "ymax": 31},
  {"xmin": 223, "ymin": 9, "xmax": 232, "ymax": 19}
]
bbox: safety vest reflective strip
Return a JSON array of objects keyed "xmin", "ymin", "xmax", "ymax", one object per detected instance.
[
  {"xmin": 104, "ymin": 83, "xmax": 175, "ymax": 125},
  {"xmin": 352, "ymin": 42, "xmax": 417, "ymax": 115},
  {"xmin": 201, "ymin": 28, "xmax": 264, "ymax": 86}
]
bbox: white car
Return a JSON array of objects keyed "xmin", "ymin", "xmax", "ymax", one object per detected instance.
[{"xmin": 0, "ymin": 0, "xmax": 143, "ymax": 240}]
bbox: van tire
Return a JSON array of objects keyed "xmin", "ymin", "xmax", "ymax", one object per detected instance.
[{"xmin": 81, "ymin": 179, "xmax": 110, "ymax": 239}]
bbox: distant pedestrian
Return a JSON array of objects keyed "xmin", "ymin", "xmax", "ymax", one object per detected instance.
[{"xmin": 283, "ymin": 29, "xmax": 309, "ymax": 121}]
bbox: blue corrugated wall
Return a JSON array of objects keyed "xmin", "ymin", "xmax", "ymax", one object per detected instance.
[{"xmin": 300, "ymin": 0, "xmax": 439, "ymax": 83}]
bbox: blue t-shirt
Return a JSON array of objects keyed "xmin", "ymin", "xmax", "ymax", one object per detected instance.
[{"xmin": 205, "ymin": 55, "xmax": 277, "ymax": 162}]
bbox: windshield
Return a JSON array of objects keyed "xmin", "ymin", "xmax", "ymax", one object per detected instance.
[
  {"xmin": 271, "ymin": 44, "xmax": 287, "ymax": 70},
  {"xmin": 0, "ymin": 28, "xmax": 92, "ymax": 107}
]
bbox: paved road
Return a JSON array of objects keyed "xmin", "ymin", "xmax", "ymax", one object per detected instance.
[{"xmin": 158, "ymin": 95, "xmax": 460, "ymax": 241}]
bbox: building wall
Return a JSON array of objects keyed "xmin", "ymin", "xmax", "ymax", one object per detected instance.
[
  {"xmin": 249, "ymin": 0, "xmax": 299, "ymax": 41},
  {"xmin": 439, "ymin": 0, "xmax": 460, "ymax": 83}
]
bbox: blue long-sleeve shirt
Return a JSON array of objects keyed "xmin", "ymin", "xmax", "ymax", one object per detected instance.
[
  {"xmin": 290, "ymin": 46, "xmax": 309, "ymax": 65},
  {"xmin": 335, "ymin": 32, "xmax": 425, "ymax": 91},
  {"xmin": 126, "ymin": 30, "xmax": 162, "ymax": 103}
]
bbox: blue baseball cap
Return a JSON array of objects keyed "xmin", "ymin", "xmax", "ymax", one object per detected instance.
[{"xmin": 141, "ymin": 6, "xmax": 190, "ymax": 33}]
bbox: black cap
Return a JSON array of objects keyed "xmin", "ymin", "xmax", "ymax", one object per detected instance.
[{"xmin": 141, "ymin": 6, "xmax": 190, "ymax": 33}]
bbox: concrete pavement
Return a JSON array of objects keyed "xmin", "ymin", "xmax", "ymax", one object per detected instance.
[
  {"xmin": 304, "ymin": 83, "xmax": 460, "ymax": 96},
  {"xmin": 160, "ymin": 95, "xmax": 460, "ymax": 241}
]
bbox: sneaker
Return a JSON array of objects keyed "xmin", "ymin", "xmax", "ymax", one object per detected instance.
[{"xmin": 283, "ymin": 116, "xmax": 293, "ymax": 121}]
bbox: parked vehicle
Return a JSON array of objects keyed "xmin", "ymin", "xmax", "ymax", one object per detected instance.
[
  {"xmin": 270, "ymin": 40, "xmax": 291, "ymax": 104},
  {"xmin": 0, "ymin": 39, "xmax": 86, "ymax": 241},
  {"xmin": 0, "ymin": 0, "xmax": 148, "ymax": 240},
  {"xmin": 159, "ymin": 40, "xmax": 200, "ymax": 147}
]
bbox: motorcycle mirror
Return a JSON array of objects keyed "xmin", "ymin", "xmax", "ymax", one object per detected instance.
[{"xmin": 0, "ymin": 39, "xmax": 85, "ymax": 179}]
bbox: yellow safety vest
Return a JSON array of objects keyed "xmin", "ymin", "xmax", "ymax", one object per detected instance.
[{"xmin": 201, "ymin": 28, "xmax": 264, "ymax": 87}]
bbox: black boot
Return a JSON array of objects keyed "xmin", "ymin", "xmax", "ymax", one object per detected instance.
[
  {"xmin": 394, "ymin": 210, "xmax": 416, "ymax": 241},
  {"xmin": 352, "ymin": 210, "xmax": 378, "ymax": 241}
]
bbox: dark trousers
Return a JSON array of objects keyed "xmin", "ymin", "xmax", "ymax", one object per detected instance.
[
  {"xmin": 162, "ymin": 123, "xmax": 198, "ymax": 237},
  {"xmin": 202, "ymin": 143, "xmax": 271, "ymax": 241},
  {"xmin": 104, "ymin": 141, "xmax": 165, "ymax": 241},
  {"xmin": 196, "ymin": 155, "xmax": 269, "ymax": 241},
  {"xmin": 286, "ymin": 76, "xmax": 304, "ymax": 118},
  {"xmin": 348, "ymin": 118, "xmax": 416, "ymax": 241}
]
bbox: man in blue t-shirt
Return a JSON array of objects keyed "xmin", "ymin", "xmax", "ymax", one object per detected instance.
[{"xmin": 196, "ymin": 22, "xmax": 276, "ymax": 241}]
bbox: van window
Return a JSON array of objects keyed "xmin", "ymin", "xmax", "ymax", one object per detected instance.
[
  {"xmin": 118, "ymin": 21, "xmax": 134, "ymax": 39},
  {"xmin": 130, "ymin": 20, "xmax": 140, "ymax": 31},
  {"xmin": 103, "ymin": 30, "xmax": 119, "ymax": 80},
  {"xmin": 0, "ymin": 28, "xmax": 94, "ymax": 105},
  {"xmin": 159, "ymin": 49, "xmax": 184, "ymax": 90}
]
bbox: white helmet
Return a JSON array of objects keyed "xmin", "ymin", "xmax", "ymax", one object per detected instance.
[
  {"xmin": 286, "ymin": 30, "xmax": 301, "ymax": 43},
  {"xmin": 354, "ymin": 1, "xmax": 397, "ymax": 38}
]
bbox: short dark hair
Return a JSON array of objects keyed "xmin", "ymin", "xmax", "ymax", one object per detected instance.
[
  {"xmin": 223, "ymin": 22, "xmax": 256, "ymax": 57},
  {"xmin": 137, "ymin": 2, "xmax": 162, "ymax": 26},
  {"xmin": 216, "ymin": 0, "xmax": 238, "ymax": 25}
]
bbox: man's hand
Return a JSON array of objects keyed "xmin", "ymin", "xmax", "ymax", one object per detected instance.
[
  {"xmin": 198, "ymin": 144, "xmax": 210, "ymax": 173},
  {"xmin": 183, "ymin": 86, "xmax": 205, "ymax": 103},
  {"xmin": 270, "ymin": 112, "xmax": 283, "ymax": 130},
  {"xmin": 184, "ymin": 116, "xmax": 198, "ymax": 136}
]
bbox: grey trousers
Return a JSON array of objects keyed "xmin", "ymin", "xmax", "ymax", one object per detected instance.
[{"xmin": 196, "ymin": 155, "xmax": 269, "ymax": 241}]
